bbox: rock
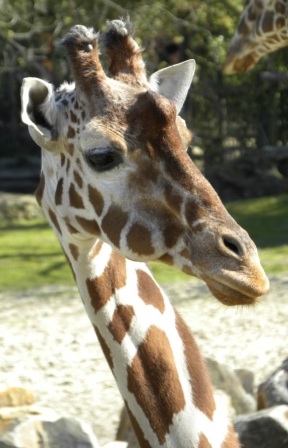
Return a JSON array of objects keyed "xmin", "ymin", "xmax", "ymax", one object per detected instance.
[
  {"xmin": 0, "ymin": 405, "xmax": 99, "ymax": 448},
  {"xmin": 116, "ymin": 407, "xmax": 139, "ymax": 448},
  {"xmin": 205, "ymin": 358, "xmax": 256, "ymax": 414},
  {"xmin": 0, "ymin": 442, "xmax": 17, "ymax": 448},
  {"xmin": 234, "ymin": 405, "xmax": 288, "ymax": 448},
  {"xmin": 235, "ymin": 368, "xmax": 254, "ymax": 396},
  {"xmin": 257, "ymin": 357, "xmax": 288, "ymax": 410},
  {"xmin": 0, "ymin": 388, "xmax": 35, "ymax": 408}
]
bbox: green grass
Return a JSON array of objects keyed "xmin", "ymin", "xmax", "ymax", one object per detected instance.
[
  {"xmin": 0, "ymin": 194, "xmax": 287, "ymax": 291},
  {"xmin": 0, "ymin": 219, "xmax": 74, "ymax": 291}
]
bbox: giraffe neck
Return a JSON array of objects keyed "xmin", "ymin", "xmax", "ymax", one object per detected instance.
[
  {"xmin": 223, "ymin": 0, "xmax": 288, "ymax": 74},
  {"xmin": 36, "ymin": 138, "xmax": 240, "ymax": 448},
  {"xmin": 59, "ymin": 235, "xmax": 238, "ymax": 448}
]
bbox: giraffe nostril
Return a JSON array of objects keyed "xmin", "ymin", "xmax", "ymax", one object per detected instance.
[{"xmin": 222, "ymin": 236, "xmax": 243, "ymax": 257}]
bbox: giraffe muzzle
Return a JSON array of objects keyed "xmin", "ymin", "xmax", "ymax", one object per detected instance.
[{"xmin": 189, "ymin": 229, "xmax": 270, "ymax": 306}]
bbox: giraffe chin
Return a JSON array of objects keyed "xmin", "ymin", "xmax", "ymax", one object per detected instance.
[{"xmin": 205, "ymin": 279, "xmax": 259, "ymax": 307}]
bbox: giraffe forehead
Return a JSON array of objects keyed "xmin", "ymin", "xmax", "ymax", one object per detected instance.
[
  {"xmin": 78, "ymin": 98, "xmax": 178, "ymax": 158},
  {"xmin": 79, "ymin": 118, "xmax": 128, "ymax": 152}
]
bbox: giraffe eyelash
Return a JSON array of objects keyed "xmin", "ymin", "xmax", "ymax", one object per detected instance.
[{"xmin": 85, "ymin": 147, "xmax": 124, "ymax": 172}]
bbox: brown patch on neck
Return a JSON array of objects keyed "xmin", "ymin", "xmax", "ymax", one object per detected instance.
[
  {"xmin": 64, "ymin": 218, "xmax": 79, "ymax": 234},
  {"xmin": 86, "ymin": 251, "xmax": 127, "ymax": 313},
  {"xmin": 175, "ymin": 311, "xmax": 216, "ymax": 420},
  {"xmin": 75, "ymin": 216, "xmax": 100, "ymax": 236},
  {"xmin": 124, "ymin": 401, "xmax": 152, "ymax": 448},
  {"xmin": 222, "ymin": 425, "xmax": 240, "ymax": 448},
  {"xmin": 136, "ymin": 269, "xmax": 165, "ymax": 313},
  {"xmin": 126, "ymin": 223, "xmax": 154, "ymax": 256},
  {"xmin": 276, "ymin": 1, "xmax": 286, "ymax": 14},
  {"xmin": 89, "ymin": 240, "xmax": 104, "ymax": 259},
  {"xmin": 127, "ymin": 325, "xmax": 186, "ymax": 445},
  {"xmin": 94, "ymin": 326, "xmax": 114, "ymax": 371},
  {"xmin": 108, "ymin": 304, "xmax": 135, "ymax": 344},
  {"xmin": 55, "ymin": 178, "xmax": 64, "ymax": 206},
  {"xmin": 262, "ymin": 11, "xmax": 274, "ymax": 33},
  {"xmin": 69, "ymin": 183, "xmax": 84, "ymax": 209},
  {"xmin": 69, "ymin": 243, "xmax": 79, "ymax": 261},
  {"xmin": 48, "ymin": 208, "xmax": 62, "ymax": 235},
  {"xmin": 276, "ymin": 16, "xmax": 285, "ymax": 29},
  {"xmin": 35, "ymin": 172, "xmax": 45, "ymax": 206},
  {"xmin": 199, "ymin": 433, "xmax": 212, "ymax": 448},
  {"xmin": 238, "ymin": 15, "xmax": 250, "ymax": 35}
]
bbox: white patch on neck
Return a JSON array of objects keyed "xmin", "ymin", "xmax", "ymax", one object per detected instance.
[{"xmin": 88, "ymin": 243, "xmax": 112, "ymax": 279}]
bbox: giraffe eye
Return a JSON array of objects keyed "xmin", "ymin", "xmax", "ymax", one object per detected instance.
[{"xmin": 86, "ymin": 148, "xmax": 123, "ymax": 172}]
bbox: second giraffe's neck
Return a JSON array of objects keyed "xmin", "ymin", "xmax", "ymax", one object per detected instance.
[{"xmin": 62, "ymin": 238, "xmax": 238, "ymax": 448}]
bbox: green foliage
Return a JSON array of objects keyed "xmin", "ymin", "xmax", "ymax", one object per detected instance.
[{"xmin": 0, "ymin": 195, "xmax": 287, "ymax": 292}]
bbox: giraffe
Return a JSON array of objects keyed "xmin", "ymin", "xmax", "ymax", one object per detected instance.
[
  {"xmin": 222, "ymin": 0, "xmax": 288, "ymax": 74},
  {"xmin": 21, "ymin": 19, "xmax": 269, "ymax": 448}
]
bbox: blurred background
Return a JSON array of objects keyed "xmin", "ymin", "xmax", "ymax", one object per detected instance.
[{"xmin": 0, "ymin": 0, "xmax": 288, "ymax": 200}]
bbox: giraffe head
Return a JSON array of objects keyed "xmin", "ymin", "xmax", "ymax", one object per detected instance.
[
  {"xmin": 223, "ymin": 0, "xmax": 288, "ymax": 74},
  {"xmin": 21, "ymin": 19, "xmax": 269, "ymax": 305}
]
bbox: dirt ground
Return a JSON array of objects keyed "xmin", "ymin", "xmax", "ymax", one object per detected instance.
[{"xmin": 0, "ymin": 276, "xmax": 287, "ymax": 445}]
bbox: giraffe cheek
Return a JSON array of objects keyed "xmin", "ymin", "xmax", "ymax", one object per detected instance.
[
  {"xmin": 162, "ymin": 222, "xmax": 183, "ymax": 249},
  {"xmin": 126, "ymin": 223, "xmax": 154, "ymax": 257},
  {"xmin": 102, "ymin": 205, "xmax": 129, "ymax": 248}
]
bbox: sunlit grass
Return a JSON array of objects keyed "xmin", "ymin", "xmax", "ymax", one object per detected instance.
[
  {"xmin": 0, "ymin": 194, "xmax": 287, "ymax": 291},
  {"xmin": 0, "ymin": 219, "xmax": 74, "ymax": 291}
]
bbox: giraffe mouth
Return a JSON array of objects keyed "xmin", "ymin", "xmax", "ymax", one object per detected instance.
[{"xmin": 204, "ymin": 277, "xmax": 264, "ymax": 307}]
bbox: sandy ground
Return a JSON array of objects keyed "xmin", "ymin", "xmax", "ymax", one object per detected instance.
[{"xmin": 0, "ymin": 276, "xmax": 287, "ymax": 445}]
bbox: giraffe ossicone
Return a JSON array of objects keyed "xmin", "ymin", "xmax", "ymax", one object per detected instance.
[
  {"xmin": 21, "ymin": 19, "xmax": 268, "ymax": 448},
  {"xmin": 223, "ymin": 0, "xmax": 288, "ymax": 74}
]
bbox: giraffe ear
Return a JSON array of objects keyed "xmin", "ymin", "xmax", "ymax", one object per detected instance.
[
  {"xmin": 149, "ymin": 59, "xmax": 196, "ymax": 114},
  {"xmin": 21, "ymin": 77, "xmax": 60, "ymax": 152}
]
